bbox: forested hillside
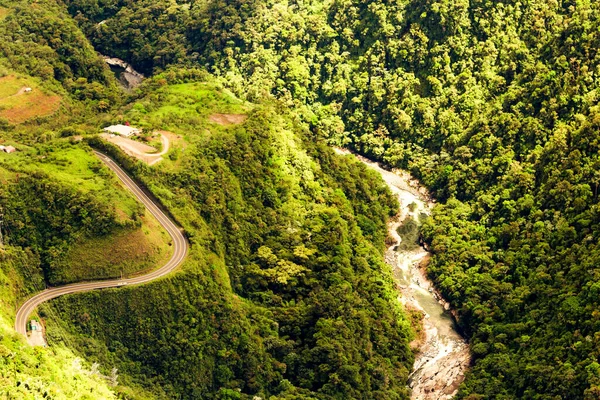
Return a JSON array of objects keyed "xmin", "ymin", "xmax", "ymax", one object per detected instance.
[
  {"xmin": 0, "ymin": 0, "xmax": 416, "ymax": 397},
  {"xmin": 0, "ymin": 139, "xmax": 172, "ymax": 397},
  {"xmin": 0, "ymin": 191, "xmax": 123, "ymax": 399},
  {"xmin": 0, "ymin": 2, "xmax": 163, "ymax": 396},
  {"xmin": 0, "ymin": 0, "xmax": 116, "ymax": 98},
  {"xmin": 49, "ymin": 76, "xmax": 415, "ymax": 399},
  {"xmin": 2, "ymin": 0, "xmax": 600, "ymax": 398},
  {"xmin": 63, "ymin": 0, "xmax": 600, "ymax": 398}
]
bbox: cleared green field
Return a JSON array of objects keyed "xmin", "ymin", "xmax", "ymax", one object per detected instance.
[
  {"xmin": 0, "ymin": 140, "xmax": 170, "ymax": 284},
  {"xmin": 0, "ymin": 142, "xmax": 140, "ymax": 219},
  {"xmin": 0, "ymin": 75, "xmax": 23, "ymax": 99},
  {"xmin": 119, "ymin": 82, "xmax": 253, "ymax": 170},
  {"xmin": 127, "ymin": 82, "xmax": 251, "ymax": 135},
  {"xmin": 0, "ymin": 143, "xmax": 102, "ymax": 189},
  {"xmin": 0, "ymin": 74, "xmax": 61, "ymax": 123},
  {"xmin": 60, "ymin": 209, "xmax": 171, "ymax": 283}
]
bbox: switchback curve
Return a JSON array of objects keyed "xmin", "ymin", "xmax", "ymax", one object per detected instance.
[{"xmin": 14, "ymin": 150, "xmax": 188, "ymax": 340}]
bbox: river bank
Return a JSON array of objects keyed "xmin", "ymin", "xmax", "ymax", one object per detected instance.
[{"xmin": 334, "ymin": 148, "xmax": 471, "ymax": 399}]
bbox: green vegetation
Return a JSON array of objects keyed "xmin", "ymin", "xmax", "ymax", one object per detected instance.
[
  {"xmin": 61, "ymin": 210, "xmax": 171, "ymax": 282},
  {"xmin": 48, "ymin": 80, "xmax": 414, "ymax": 399},
  {"xmin": 0, "ymin": 140, "xmax": 170, "ymax": 284},
  {"xmin": 0, "ymin": 0, "xmax": 113, "ymax": 90},
  {"xmin": 1, "ymin": 0, "xmax": 598, "ymax": 397},
  {"xmin": 0, "ymin": 74, "xmax": 62, "ymax": 124},
  {"xmin": 0, "ymin": 244, "xmax": 120, "ymax": 398},
  {"xmin": 396, "ymin": 217, "xmax": 419, "ymax": 251},
  {"xmin": 0, "ymin": 4, "xmax": 417, "ymax": 393},
  {"xmin": 63, "ymin": 0, "xmax": 600, "ymax": 398}
]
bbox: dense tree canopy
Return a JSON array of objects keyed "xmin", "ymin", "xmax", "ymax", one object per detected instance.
[
  {"xmin": 48, "ymin": 81, "xmax": 415, "ymax": 399},
  {"xmin": 63, "ymin": 0, "xmax": 600, "ymax": 397},
  {"xmin": 2, "ymin": 0, "xmax": 600, "ymax": 397}
]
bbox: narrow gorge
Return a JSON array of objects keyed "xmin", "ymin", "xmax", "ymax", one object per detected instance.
[{"xmin": 335, "ymin": 148, "xmax": 471, "ymax": 399}]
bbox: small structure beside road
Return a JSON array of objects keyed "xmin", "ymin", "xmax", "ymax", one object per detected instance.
[
  {"xmin": 29, "ymin": 320, "xmax": 47, "ymax": 347},
  {"xmin": 103, "ymin": 124, "xmax": 140, "ymax": 137},
  {"xmin": 0, "ymin": 145, "xmax": 16, "ymax": 153},
  {"xmin": 24, "ymin": 87, "xmax": 32, "ymax": 93}
]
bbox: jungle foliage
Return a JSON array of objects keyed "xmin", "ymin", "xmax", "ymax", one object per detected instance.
[
  {"xmin": 0, "ymin": 0, "xmax": 122, "ymax": 129},
  {"xmin": 50, "ymin": 81, "xmax": 415, "ymax": 399},
  {"xmin": 0, "ymin": 147, "xmax": 144, "ymax": 398},
  {"xmin": 0, "ymin": 140, "xmax": 155, "ymax": 285},
  {"xmin": 1, "ymin": 0, "xmax": 599, "ymax": 397},
  {"xmin": 63, "ymin": 0, "xmax": 600, "ymax": 398}
]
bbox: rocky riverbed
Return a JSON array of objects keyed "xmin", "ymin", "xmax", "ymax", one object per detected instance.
[
  {"xmin": 102, "ymin": 56, "xmax": 144, "ymax": 89},
  {"xmin": 334, "ymin": 148, "xmax": 471, "ymax": 399}
]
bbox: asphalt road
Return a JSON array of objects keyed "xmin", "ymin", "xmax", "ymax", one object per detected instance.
[{"xmin": 14, "ymin": 150, "xmax": 188, "ymax": 339}]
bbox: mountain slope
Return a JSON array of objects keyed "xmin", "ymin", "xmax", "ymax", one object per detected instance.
[
  {"xmin": 48, "ymin": 76, "xmax": 414, "ymax": 399},
  {"xmin": 62, "ymin": 0, "xmax": 600, "ymax": 398}
]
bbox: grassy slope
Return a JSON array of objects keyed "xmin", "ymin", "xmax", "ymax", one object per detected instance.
[
  {"xmin": 0, "ymin": 1, "xmax": 161, "ymax": 397},
  {"xmin": 64, "ymin": 210, "xmax": 172, "ymax": 282},
  {"xmin": 0, "ymin": 141, "xmax": 171, "ymax": 284},
  {"xmin": 0, "ymin": 74, "xmax": 61, "ymax": 124},
  {"xmin": 0, "ymin": 248, "xmax": 119, "ymax": 399},
  {"xmin": 0, "ymin": 141, "xmax": 169, "ymax": 397}
]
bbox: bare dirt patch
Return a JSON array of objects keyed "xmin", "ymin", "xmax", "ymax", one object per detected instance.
[
  {"xmin": 102, "ymin": 132, "xmax": 171, "ymax": 165},
  {"xmin": 0, "ymin": 92, "xmax": 61, "ymax": 124},
  {"xmin": 28, "ymin": 320, "xmax": 47, "ymax": 347},
  {"xmin": 15, "ymin": 87, "xmax": 28, "ymax": 96},
  {"xmin": 0, "ymin": 7, "xmax": 9, "ymax": 21},
  {"xmin": 103, "ymin": 133, "xmax": 157, "ymax": 154},
  {"xmin": 209, "ymin": 113, "xmax": 247, "ymax": 126}
]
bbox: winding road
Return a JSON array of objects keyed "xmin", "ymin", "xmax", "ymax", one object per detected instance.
[{"xmin": 15, "ymin": 150, "xmax": 188, "ymax": 342}]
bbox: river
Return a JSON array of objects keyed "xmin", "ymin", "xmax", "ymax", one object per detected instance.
[
  {"xmin": 102, "ymin": 55, "xmax": 144, "ymax": 89},
  {"xmin": 334, "ymin": 148, "xmax": 471, "ymax": 399}
]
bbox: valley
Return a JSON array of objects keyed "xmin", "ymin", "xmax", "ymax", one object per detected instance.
[
  {"xmin": 1, "ymin": 0, "xmax": 600, "ymax": 398},
  {"xmin": 336, "ymin": 148, "xmax": 471, "ymax": 399}
]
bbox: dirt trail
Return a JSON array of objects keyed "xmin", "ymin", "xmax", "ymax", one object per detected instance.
[
  {"xmin": 15, "ymin": 87, "xmax": 28, "ymax": 96},
  {"xmin": 334, "ymin": 148, "xmax": 471, "ymax": 399},
  {"xmin": 209, "ymin": 113, "xmax": 247, "ymax": 125},
  {"xmin": 101, "ymin": 133, "xmax": 170, "ymax": 165}
]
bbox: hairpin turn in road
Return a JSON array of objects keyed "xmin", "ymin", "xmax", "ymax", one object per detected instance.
[{"xmin": 14, "ymin": 150, "xmax": 188, "ymax": 343}]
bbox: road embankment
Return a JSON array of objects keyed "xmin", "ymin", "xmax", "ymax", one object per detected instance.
[{"xmin": 15, "ymin": 151, "xmax": 188, "ymax": 344}]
